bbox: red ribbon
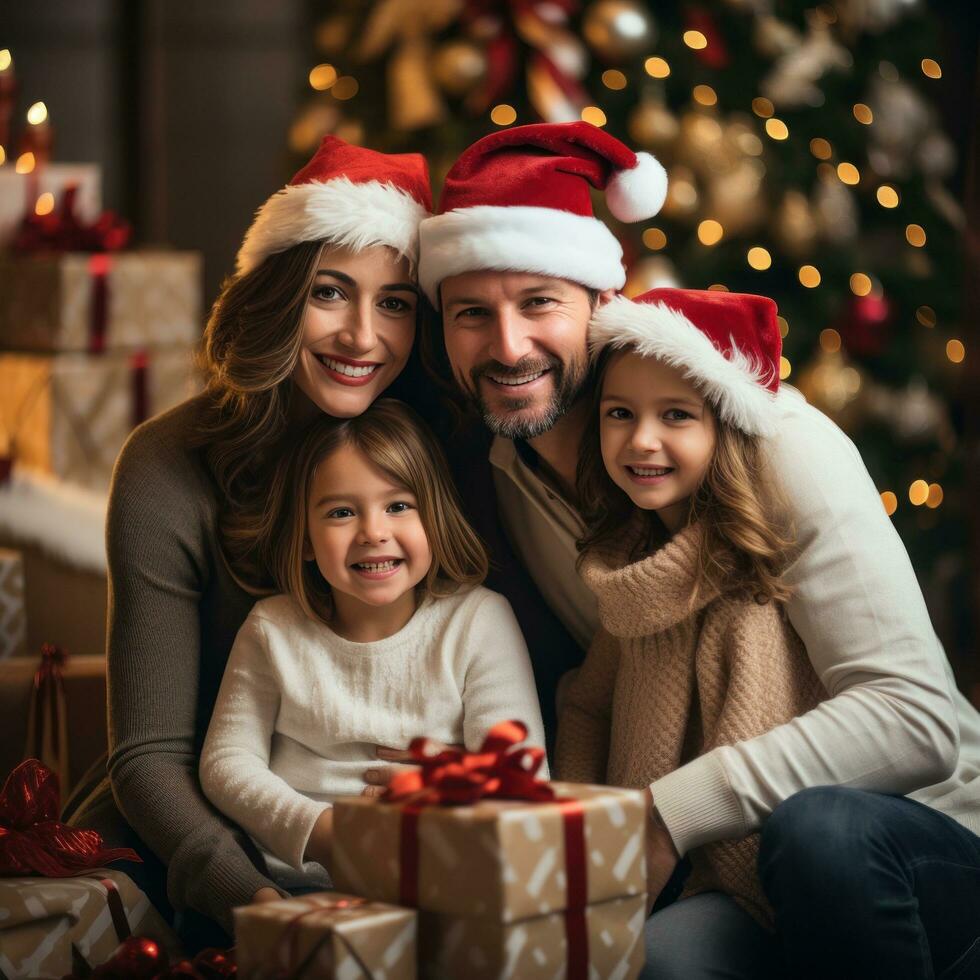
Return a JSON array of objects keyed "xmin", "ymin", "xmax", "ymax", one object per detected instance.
[
  {"xmin": 271, "ymin": 896, "xmax": 376, "ymax": 980},
  {"xmin": 25, "ymin": 642, "xmax": 69, "ymax": 797},
  {"xmin": 130, "ymin": 350, "xmax": 150, "ymax": 428},
  {"xmin": 0, "ymin": 758, "xmax": 141, "ymax": 877},
  {"xmin": 383, "ymin": 720, "xmax": 588, "ymax": 979},
  {"xmin": 12, "ymin": 184, "xmax": 130, "ymax": 255}
]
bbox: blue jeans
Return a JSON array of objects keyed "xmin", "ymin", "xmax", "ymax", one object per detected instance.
[{"xmin": 759, "ymin": 786, "xmax": 980, "ymax": 980}]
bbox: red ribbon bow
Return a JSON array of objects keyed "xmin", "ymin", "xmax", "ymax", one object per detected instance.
[
  {"xmin": 0, "ymin": 758, "xmax": 141, "ymax": 877},
  {"xmin": 12, "ymin": 184, "xmax": 130, "ymax": 255},
  {"xmin": 383, "ymin": 719, "xmax": 555, "ymax": 806}
]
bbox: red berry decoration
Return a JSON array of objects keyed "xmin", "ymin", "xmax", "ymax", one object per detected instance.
[{"xmin": 92, "ymin": 937, "xmax": 168, "ymax": 979}]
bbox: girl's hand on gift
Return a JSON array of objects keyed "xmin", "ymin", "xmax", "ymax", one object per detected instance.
[
  {"xmin": 644, "ymin": 787, "xmax": 680, "ymax": 914},
  {"xmin": 251, "ymin": 887, "xmax": 282, "ymax": 904},
  {"xmin": 362, "ymin": 743, "xmax": 465, "ymax": 797}
]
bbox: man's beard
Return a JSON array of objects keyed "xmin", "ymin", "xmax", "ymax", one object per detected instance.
[{"xmin": 464, "ymin": 353, "xmax": 588, "ymax": 441}]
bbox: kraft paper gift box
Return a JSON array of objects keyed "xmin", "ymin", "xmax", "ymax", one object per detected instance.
[
  {"xmin": 0, "ymin": 164, "xmax": 101, "ymax": 247},
  {"xmin": 332, "ymin": 782, "xmax": 647, "ymax": 923},
  {"xmin": 234, "ymin": 891, "xmax": 417, "ymax": 980},
  {"xmin": 419, "ymin": 893, "xmax": 646, "ymax": 980},
  {"xmin": 0, "ymin": 251, "xmax": 202, "ymax": 352},
  {"xmin": 0, "ymin": 868, "xmax": 178, "ymax": 979},
  {"xmin": 0, "ymin": 547, "xmax": 26, "ymax": 659},
  {"xmin": 0, "ymin": 347, "xmax": 201, "ymax": 491}
]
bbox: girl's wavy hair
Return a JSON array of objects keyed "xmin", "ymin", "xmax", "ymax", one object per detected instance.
[
  {"xmin": 191, "ymin": 240, "xmax": 327, "ymax": 592},
  {"xmin": 576, "ymin": 345, "xmax": 796, "ymax": 605},
  {"xmin": 269, "ymin": 399, "xmax": 488, "ymax": 624}
]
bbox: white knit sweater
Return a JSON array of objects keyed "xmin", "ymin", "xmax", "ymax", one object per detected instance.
[{"xmin": 200, "ymin": 586, "xmax": 547, "ymax": 870}]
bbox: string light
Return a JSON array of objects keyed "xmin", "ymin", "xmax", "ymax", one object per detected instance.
[
  {"xmin": 850, "ymin": 273, "xmax": 872, "ymax": 296},
  {"xmin": 810, "ymin": 138, "xmax": 832, "ymax": 159},
  {"xmin": 906, "ymin": 224, "xmax": 927, "ymax": 247},
  {"xmin": 876, "ymin": 185, "xmax": 899, "ymax": 208},
  {"xmin": 926, "ymin": 484, "xmax": 943, "ymax": 509},
  {"xmin": 921, "ymin": 58, "xmax": 942, "ymax": 79},
  {"xmin": 915, "ymin": 305, "xmax": 936, "ymax": 327},
  {"xmin": 852, "ymin": 103, "xmax": 873, "ymax": 124},
  {"xmin": 819, "ymin": 328, "xmax": 842, "ymax": 352},
  {"xmin": 34, "ymin": 192, "xmax": 54, "ymax": 216},
  {"xmin": 777, "ymin": 316, "xmax": 789, "ymax": 338},
  {"xmin": 798, "ymin": 265, "xmax": 821, "ymax": 288},
  {"xmin": 765, "ymin": 118, "xmax": 789, "ymax": 140},
  {"xmin": 643, "ymin": 227, "xmax": 667, "ymax": 251},
  {"xmin": 644, "ymin": 57, "xmax": 670, "ymax": 78},
  {"xmin": 908, "ymin": 480, "xmax": 929, "ymax": 506},
  {"xmin": 26, "ymin": 102, "xmax": 48, "ymax": 125},
  {"xmin": 0, "ymin": 49, "xmax": 11, "ymax": 72},
  {"xmin": 0, "ymin": 147, "xmax": 5, "ymax": 166},
  {"xmin": 779, "ymin": 356, "xmax": 792, "ymax": 380},
  {"xmin": 880, "ymin": 491, "xmax": 898, "ymax": 516},
  {"xmin": 693, "ymin": 85, "xmax": 717, "ymax": 106},
  {"xmin": 747, "ymin": 247, "xmax": 772, "ymax": 270},
  {"xmin": 490, "ymin": 104, "xmax": 517, "ymax": 125},
  {"xmin": 697, "ymin": 219, "xmax": 724, "ymax": 246},
  {"xmin": 837, "ymin": 162, "xmax": 860, "ymax": 185},
  {"xmin": 15, "ymin": 152, "xmax": 35, "ymax": 174},
  {"xmin": 581, "ymin": 106, "xmax": 607, "ymax": 127},
  {"xmin": 946, "ymin": 339, "xmax": 965, "ymax": 363},
  {"xmin": 331, "ymin": 76, "xmax": 358, "ymax": 100},
  {"xmin": 602, "ymin": 70, "xmax": 627, "ymax": 90},
  {"xmin": 752, "ymin": 97, "xmax": 774, "ymax": 118},
  {"xmin": 683, "ymin": 30, "xmax": 707, "ymax": 49},
  {"xmin": 308, "ymin": 64, "xmax": 337, "ymax": 90}
]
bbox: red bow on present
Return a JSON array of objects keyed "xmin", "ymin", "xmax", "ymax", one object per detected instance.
[
  {"xmin": 383, "ymin": 719, "xmax": 554, "ymax": 806},
  {"xmin": 12, "ymin": 184, "xmax": 130, "ymax": 255},
  {"xmin": 0, "ymin": 758, "xmax": 141, "ymax": 877}
]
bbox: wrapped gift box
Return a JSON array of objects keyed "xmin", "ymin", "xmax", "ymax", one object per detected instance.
[
  {"xmin": 0, "ymin": 347, "xmax": 200, "ymax": 490},
  {"xmin": 0, "ymin": 251, "xmax": 202, "ymax": 352},
  {"xmin": 234, "ymin": 891, "xmax": 417, "ymax": 980},
  {"xmin": 0, "ymin": 547, "xmax": 26, "ymax": 658},
  {"xmin": 0, "ymin": 868, "xmax": 178, "ymax": 979},
  {"xmin": 332, "ymin": 782, "xmax": 647, "ymax": 922},
  {"xmin": 420, "ymin": 893, "xmax": 646, "ymax": 980},
  {"xmin": 0, "ymin": 163, "xmax": 101, "ymax": 246}
]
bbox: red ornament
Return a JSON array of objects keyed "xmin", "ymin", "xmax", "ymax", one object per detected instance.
[
  {"xmin": 91, "ymin": 937, "xmax": 167, "ymax": 980},
  {"xmin": 838, "ymin": 293, "xmax": 894, "ymax": 358}
]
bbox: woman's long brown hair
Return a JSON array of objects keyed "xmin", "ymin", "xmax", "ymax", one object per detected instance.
[{"xmin": 577, "ymin": 347, "xmax": 796, "ymax": 604}]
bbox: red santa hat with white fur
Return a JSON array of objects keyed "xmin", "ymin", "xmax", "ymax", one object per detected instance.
[
  {"xmin": 418, "ymin": 121, "xmax": 668, "ymax": 304},
  {"xmin": 589, "ymin": 288, "xmax": 783, "ymax": 437},
  {"xmin": 236, "ymin": 136, "xmax": 432, "ymax": 277}
]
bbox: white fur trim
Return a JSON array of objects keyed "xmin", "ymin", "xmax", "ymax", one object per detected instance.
[
  {"xmin": 0, "ymin": 468, "xmax": 107, "ymax": 572},
  {"xmin": 236, "ymin": 177, "xmax": 430, "ymax": 276},
  {"xmin": 418, "ymin": 205, "xmax": 625, "ymax": 304},
  {"xmin": 606, "ymin": 152, "xmax": 668, "ymax": 223},
  {"xmin": 590, "ymin": 296, "xmax": 779, "ymax": 436}
]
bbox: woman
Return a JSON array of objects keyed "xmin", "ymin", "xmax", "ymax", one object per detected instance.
[{"xmin": 66, "ymin": 136, "xmax": 431, "ymax": 942}]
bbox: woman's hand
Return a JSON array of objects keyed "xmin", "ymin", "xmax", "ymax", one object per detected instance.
[
  {"xmin": 362, "ymin": 743, "xmax": 464, "ymax": 797},
  {"xmin": 303, "ymin": 807, "xmax": 335, "ymax": 869},
  {"xmin": 251, "ymin": 887, "xmax": 282, "ymax": 904},
  {"xmin": 644, "ymin": 787, "xmax": 680, "ymax": 914}
]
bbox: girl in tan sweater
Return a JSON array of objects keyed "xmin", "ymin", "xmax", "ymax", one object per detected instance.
[{"xmin": 556, "ymin": 288, "xmax": 827, "ymax": 937}]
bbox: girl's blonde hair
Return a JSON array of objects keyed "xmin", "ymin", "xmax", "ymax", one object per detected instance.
[
  {"xmin": 270, "ymin": 399, "xmax": 488, "ymax": 624},
  {"xmin": 577, "ymin": 346, "xmax": 795, "ymax": 604}
]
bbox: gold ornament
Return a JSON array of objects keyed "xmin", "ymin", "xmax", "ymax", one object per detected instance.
[
  {"xmin": 796, "ymin": 348, "xmax": 868, "ymax": 429},
  {"xmin": 624, "ymin": 256, "xmax": 680, "ymax": 297},
  {"xmin": 583, "ymin": 0, "xmax": 656, "ymax": 61},
  {"xmin": 774, "ymin": 190, "xmax": 817, "ymax": 256},
  {"xmin": 661, "ymin": 165, "xmax": 700, "ymax": 221},
  {"xmin": 628, "ymin": 95, "xmax": 679, "ymax": 152},
  {"xmin": 432, "ymin": 40, "xmax": 487, "ymax": 97}
]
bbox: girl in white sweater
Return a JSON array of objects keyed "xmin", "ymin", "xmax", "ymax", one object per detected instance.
[{"xmin": 200, "ymin": 399, "xmax": 546, "ymax": 892}]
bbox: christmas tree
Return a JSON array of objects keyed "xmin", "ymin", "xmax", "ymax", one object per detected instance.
[{"xmin": 292, "ymin": 0, "xmax": 971, "ymax": 688}]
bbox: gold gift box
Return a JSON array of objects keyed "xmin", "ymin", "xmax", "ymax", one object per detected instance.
[
  {"xmin": 0, "ymin": 251, "xmax": 202, "ymax": 352},
  {"xmin": 0, "ymin": 869, "xmax": 178, "ymax": 978},
  {"xmin": 420, "ymin": 893, "xmax": 646, "ymax": 980},
  {"xmin": 234, "ymin": 891, "xmax": 417, "ymax": 980},
  {"xmin": 0, "ymin": 348, "xmax": 200, "ymax": 491},
  {"xmin": 332, "ymin": 782, "xmax": 647, "ymax": 923}
]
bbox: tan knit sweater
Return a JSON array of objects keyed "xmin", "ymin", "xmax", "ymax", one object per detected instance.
[{"xmin": 556, "ymin": 520, "xmax": 826, "ymax": 925}]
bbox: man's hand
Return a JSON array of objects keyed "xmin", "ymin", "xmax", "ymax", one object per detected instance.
[
  {"xmin": 644, "ymin": 787, "xmax": 680, "ymax": 914},
  {"xmin": 251, "ymin": 887, "xmax": 282, "ymax": 904},
  {"xmin": 362, "ymin": 743, "xmax": 464, "ymax": 797}
]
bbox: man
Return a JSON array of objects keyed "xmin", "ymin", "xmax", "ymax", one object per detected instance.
[{"xmin": 413, "ymin": 121, "xmax": 980, "ymax": 980}]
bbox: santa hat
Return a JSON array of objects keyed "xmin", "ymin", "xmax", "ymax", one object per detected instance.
[
  {"xmin": 589, "ymin": 288, "xmax": 782, "ymax": 436},
  {"xmin": 236, "ymin": 136, "xmax": 432, "ymax": 277},
  {"xmin": 418, "ymin": 121, "xmax": 667, "ymax": 305}
]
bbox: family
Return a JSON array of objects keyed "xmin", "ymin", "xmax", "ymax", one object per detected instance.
[{"xmin": 65, "ymin": 122, "xmax": 980, "ymax": 979}]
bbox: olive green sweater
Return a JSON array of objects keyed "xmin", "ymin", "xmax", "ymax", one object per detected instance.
[{"xmin": 88, "ymin": 396, "xmax": 275, "ymax": 931}]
